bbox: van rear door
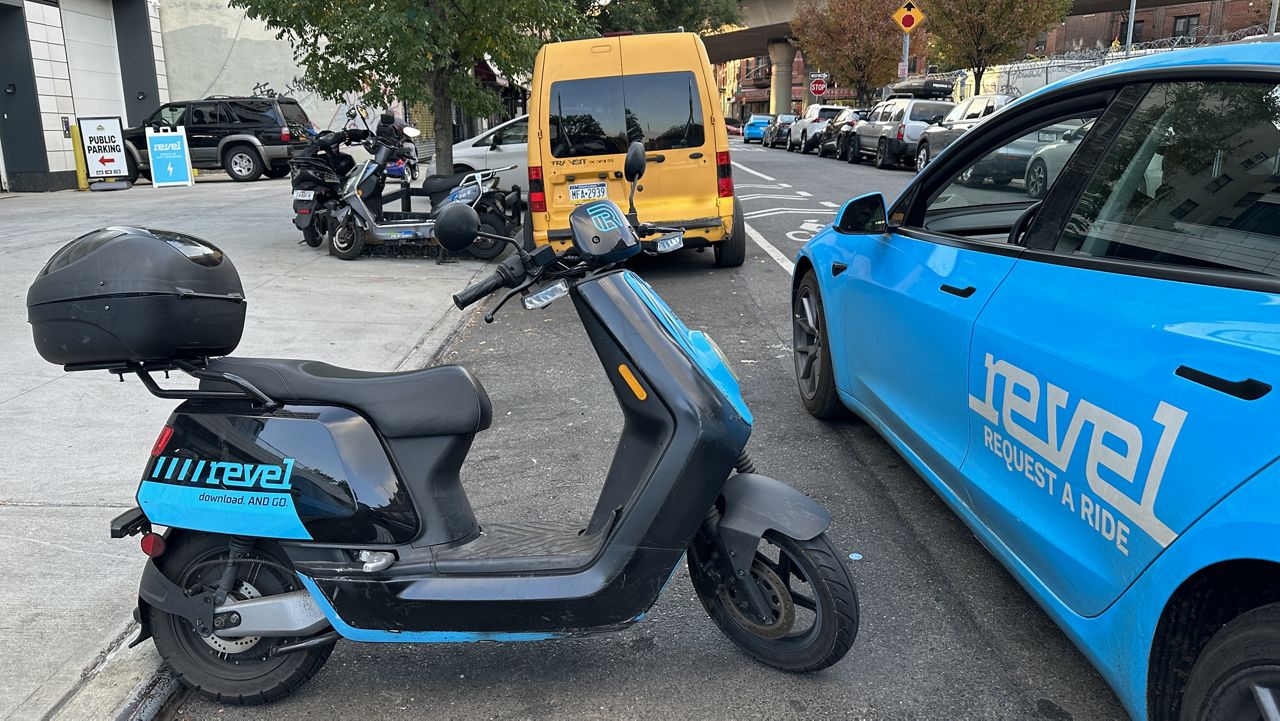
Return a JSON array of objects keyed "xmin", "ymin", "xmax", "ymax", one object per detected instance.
[{"xmin": 618, "ymin": 34, "xmax": 720, "ymax": 226}]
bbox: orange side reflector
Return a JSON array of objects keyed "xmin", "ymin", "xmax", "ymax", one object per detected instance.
[{"xmin": 618, "ymin": 364, "xmax": 647, "ymax": 401}]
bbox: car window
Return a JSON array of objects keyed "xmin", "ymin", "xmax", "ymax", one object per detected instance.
[
  {"xmin": 749, "ymin": 114, "xmax": 772, "ymax": 123},
  {"xmin": 495, "ymin": 119, "xmax": 528, "ymax": 146},
  {"xmin": 188, "ymin": 103, "xmax": 223, "ymax": 125},
  {"xmin": 981, "ymin": 99, "xmax": 999, "ymax": 117},
  {"xmin": 912, "ymin": 102, "xmax": 952, "ymax": 122},
  {"xmin": 278, "ymin": 102, "xmax": 311, "ymax": 129},
  {"xmin": 943, "ymin": 101, "xmax": 970, "ymax": 123},
  {"xmin": 225, "ymin": 100, "xmax": 276, "ymax": 126},
  {"xmin": 1054, "ymin": 80, "xmax": 1280, "ymax": 279},
  {"xmin": 779, "ymin": 114, "xmax": 796, "ymax": 123},
  {"xmin": 548, "ymin": 71, "xmax": 705, "ymax": 158},
  {"xmin": 926, "ymin": 112, "xmax": 1099, "ymax": 214},
  {"xmin": 151, "ymin": 104, "xmax": 186, "ymax": 126},
  {"xmin": 818, "ymin": 108, "xmax": 843, "ymax": 120},
  {"xmin": 964, "ymin": 100, "xmax": 986, "ymax": 120},
  {"xmin": 891, "ymin": 105, "xmax": 906, "ymax": 122}
]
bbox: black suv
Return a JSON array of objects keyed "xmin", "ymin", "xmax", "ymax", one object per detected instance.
[{"xmin": 123, "ymin": 96, "xmax": 314, "ymax": 182}]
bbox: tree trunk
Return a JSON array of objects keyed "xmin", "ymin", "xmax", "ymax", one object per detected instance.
[
  {"xmin": 430, "ymin": 74, "xmax": 454, "ymax": 173},
  {"xmin": 972, "ymin": 66, "xmax": 987, "ymax": 96}
]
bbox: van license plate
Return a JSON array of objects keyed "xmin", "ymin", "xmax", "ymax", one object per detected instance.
[
  {"xmin": 568, "ymin": 182, "xmax": 607, "ymax": 203},
  {"xmin": 293, "ymin": 190, "xmax": 315, "ymax": 201}
]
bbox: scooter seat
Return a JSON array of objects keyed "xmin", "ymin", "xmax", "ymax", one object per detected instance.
[
  {"xmin": 201, "ymin": 357, "xmax": 492, "ymax": 438},
  {"xmin": 420, "ymin": 172, "xmax": 472, "ymax": 194}
]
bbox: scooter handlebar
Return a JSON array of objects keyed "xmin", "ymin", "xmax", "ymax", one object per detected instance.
[{"xmin": 452, "ymin": 272, "xmax": 506, "ymax": 310}]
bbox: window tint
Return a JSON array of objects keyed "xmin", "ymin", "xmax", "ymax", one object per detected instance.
[
  {"xmin": 749, "ymin": 114, "xmax": 772, "ymax": 122},
  {"xmin": 778, "ymin": 114, "xmax": 797, "ymax": 123},
  {"xmin": 964, "ymin": 101, "xmax": 986, "ymax": 120},
  {"xmin": 278, "ymin": 102, "xmax": 311, "ymax": 128},
  {"xmin": 926, "ymin": 113, "xmax": 1097, "ymax": 214},
  {"xmin": 891, "ymin": 106, "xmax": 906, "ymax": 122},
  {"xmin": 226, "ymin": 100, "xmax": 278, "ymax": 126},
  {"xmin": 944, "ymin": 101, "xmax": 970, "ymax": 123},
  {"xmin": 818, "ymin": 108, "xmax": 843, "ymax": 120},
  {"xmin": 1055, "ymin": 81, "xmax": 1280, "ymax": 278},
  {"xmin": 188, "ymin": 103, "xmax": 225, "ymax": 125},
  {"xmin": 912, "ymin": 102, "xmax": 952, "ymax": 122},
  {"xmin": 495, "ymin": 119, "xmax": 528, "ymax": 145},
  {"xmin": 548, "ymin": 71, "xmax": 705, "ymax": 158},
  {"xmin": 152, "ymin": 104, "xmax": 186, "ymax": 126}
]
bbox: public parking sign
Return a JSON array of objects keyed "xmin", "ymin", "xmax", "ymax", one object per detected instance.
[
  {"xmin": 144, "ymin": 126, "xmax": 194, "ymax": 188},
  {"xmin": 78, "ymin": 117, "xmax": 128, "ymax": 180}
]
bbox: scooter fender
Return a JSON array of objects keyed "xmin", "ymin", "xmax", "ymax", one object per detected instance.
[
  {"xmin": 716, "ymin": 473, "xmax": 832, "ymax": 578},
  {"xmin": 133, "ymin": 553, "xmax": 218, "ymax": 645},
  {"xmin": 293, "ymin": 202, "xmax": 316, "ymax": 229}
]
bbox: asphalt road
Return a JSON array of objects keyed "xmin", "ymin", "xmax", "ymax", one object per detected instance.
[{"xmin": 176, "ymin": 138, "xmax": 1125, "ymax": 720}]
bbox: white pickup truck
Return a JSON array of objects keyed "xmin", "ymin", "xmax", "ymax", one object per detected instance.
[{"xmin": 787, "ymin": 104, "xmax": 847, "ymax": 154}]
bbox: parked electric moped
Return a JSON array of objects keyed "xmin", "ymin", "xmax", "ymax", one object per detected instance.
[{"xmin": 26, "ymin": 143, "xmax": 858, "ymax": 705}]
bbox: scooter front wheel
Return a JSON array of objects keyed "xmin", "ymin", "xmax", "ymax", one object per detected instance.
[
  {"xmin": 149, "ymin": 533, "xmax": 335, "ymax": 704},
  {"xmin": 689, "ymin": 530, "xmax": 858, "ymax": 672}
]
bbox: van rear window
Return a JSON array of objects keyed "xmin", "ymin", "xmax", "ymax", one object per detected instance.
[{"xmin": 549, "ymin": 71, "xmax": 705, "ymax": 158}]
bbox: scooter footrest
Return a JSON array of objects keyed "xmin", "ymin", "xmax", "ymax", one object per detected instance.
[{"xmin": 433, "ymin": 520, "xmax": 607, "ymax": 574}]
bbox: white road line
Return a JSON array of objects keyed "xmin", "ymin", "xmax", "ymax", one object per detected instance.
[
  {"xmin": 732, "ymin": 161, "xmax": 774, "ymax": 181},
  {"xmin": 738, "ymin": 193, "xmax": 815, "ymax": 202},
  {"xmin": 744, "ymin": 208, "xmax": 838, "ymax": 219},
  {"xmin": 821, "ymin": 201, "xmax": 840, "ymax": 208},
  {"xmin": 778, "ymin": 183, "xmax": 792, "ymax": 188},
  {"xmin": 796, "ymin": 191, "xmax": 812, "ymax": 197},
  {"xmin": 736, "ymin": 183, "xmax": 784, "ymax": 189},
  {"xmin": 745, "ymin": 222, "xmax": 794, "ymax": 276}
]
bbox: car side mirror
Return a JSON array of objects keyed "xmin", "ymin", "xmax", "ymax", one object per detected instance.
[
  {"xmin": 489, "ymin": 134, "xmax": 500, "ymax": 149},
  {"xmin": 932, "ymin": 115, "xmax": 944, "ymax": 125},
  {"xmin": 835, "ymin": 193, "xmax": 888, "ymax": 234},
  {"xmin": 435, "ymin": 203, "xmax": 480, "ymax": 252},
  {"xmin": 624, "ymin": 141, "xmax": 646, "ymax": 182}
]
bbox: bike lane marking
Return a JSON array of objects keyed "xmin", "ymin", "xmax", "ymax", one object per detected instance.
[
  {"xmin": 744, "ymin": 222, "xmax": 795, "ymax": 276},
  {"xmin": 731, "ymin": 161, "xmax": 775, "ymax": 181}
]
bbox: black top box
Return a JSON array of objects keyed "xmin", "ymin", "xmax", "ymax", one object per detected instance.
[{"xmin": 27, "ymin": 227, "xmax": 246, "ymax": 367}]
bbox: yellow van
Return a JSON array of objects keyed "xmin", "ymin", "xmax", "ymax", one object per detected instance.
[{"xmin": 525, "ymin": 32, "xmax": 745, "ymax": 267}]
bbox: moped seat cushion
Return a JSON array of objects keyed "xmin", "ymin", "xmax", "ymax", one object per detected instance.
[
  {"xmin": 201, "ymin": 357, "xmax": 492, "ymax": 438},
  {"xmin": 420, "ymin": 172, "xmax": 472, "ymax": 194}
]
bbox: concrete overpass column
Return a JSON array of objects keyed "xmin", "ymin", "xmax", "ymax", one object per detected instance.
[{"xmin": 767, "ymin": 40, "xmax": 796, "ymax": 115}]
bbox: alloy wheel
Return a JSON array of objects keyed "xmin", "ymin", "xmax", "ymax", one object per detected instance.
[
  {"xmin": 1027, "ymin": 161, "xmax": 1048, "ymax": 198},
  {"xmin": 793, "ymin": 287, "xmax": 822, "ymax": 400},
  {"xmin": 230, "ymin": 152, "xmax": 255, "ymax": 178},
  {"xmin": 916, "ymin": 145, "xmax": 929, "ymax": 172}
]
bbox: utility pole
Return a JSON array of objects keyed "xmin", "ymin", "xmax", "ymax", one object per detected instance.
[
  {"xmin": 1124, "ymin": 0, "xmax": 1137, "ymax": 58},
  {"xmin": 1270, "ymin": 0, "xmax": 1278, "ymax": 35}
]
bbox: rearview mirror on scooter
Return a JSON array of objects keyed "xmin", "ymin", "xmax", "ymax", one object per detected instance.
[
  {"xmin": 435, "ymin": 203, "xmax": 480, "ymax": 253},
  {"xmin": 624, "ymin": 141, "xmax": 646, "ymax": 182}
]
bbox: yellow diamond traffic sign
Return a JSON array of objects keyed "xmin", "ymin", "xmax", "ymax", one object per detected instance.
[{"xmin": 892, "ymin": 1, "xmax": 925, "ymax": 33}]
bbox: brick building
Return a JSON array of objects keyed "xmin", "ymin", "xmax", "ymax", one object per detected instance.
[{"xmin": 1035, "ymin": 0, "xmax": 1272, "ymax": 54}]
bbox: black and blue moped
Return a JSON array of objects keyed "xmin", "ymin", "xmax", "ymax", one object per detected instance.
[{"xmin": 28, "ymin": 143, "xmax": 858, "ymax": 704}]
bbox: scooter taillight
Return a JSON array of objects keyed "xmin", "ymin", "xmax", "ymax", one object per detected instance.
[
  {"xmin": 528, "ymin": 165, "xmax": 546, "ymax": 213},
  {"xmin": 150, "ymin": 426, "xmax": 173, "ymax": 457}
]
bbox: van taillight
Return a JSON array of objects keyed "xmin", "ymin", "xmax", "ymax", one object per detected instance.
[
  {"xmin": 896, "ymin": 123, "xmax": 905, "ymax": 141},
  {"xmin": 716, "ymin": 151, "xmax": 733, "ymax": 198},
  {"xmin": 528, "ymin": 166, "xmax": 546, "ymax": 213},
  {"xmin": 281, "ymin": 126, "xmax": 292, "ymax": 143}
]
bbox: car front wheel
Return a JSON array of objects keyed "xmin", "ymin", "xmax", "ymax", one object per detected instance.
[
  {"xmin": 916, "ymin": 143, "xmax": 930, "ymax": 172},
  {"xmin": 1026, "ymin": 159, "xmax": 1049, "ymax": 199},
  {"xmin": 223, "ymin": 145, "xmax": 264, "ymax": 181},
  {"xmin": 792, "ymin": 271, "xmax": 844, "ymax": 419},
  {"xmin": 1180, "ymin": 604, "xmax": 1280, "ymax": 721}
]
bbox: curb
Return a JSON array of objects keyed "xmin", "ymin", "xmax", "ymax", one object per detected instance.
[{"xmin": 50, "ymin": 279, "xmax": 486, "ymax": 721}]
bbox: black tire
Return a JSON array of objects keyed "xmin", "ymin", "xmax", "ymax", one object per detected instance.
[
  {"xmin": 816, "ymin": 138, "xmax": 828, "ymax": 158},
  {"xmin": 689, "ymin": 529, "xmax": 858, "ymax": 673},
  {"xmin": 1026, "ymin": 159, "xmax": 1050, "ymax": 199},
  {"xmin": 836, "ymin": 138, "xmax": 848, "ymax": 161},
  {"xmin": 329, "ymin": 216, "xmax": 364, "ymax": 260},
  {"xmin": 1180, "ymin": 603, "xmax": 1280, "ymax": 721},
  {"xmin": 847, "ymin": 140, "xmax": 861, "ymax": 164},
  {"xmin": 915, "ymin": 142, "xmax": 930, "ymax": 173},
  {"xmin": 263, "ymin": 165, "xmax": 290, "ymax": 179},
  {"xmin": 301, "ymin": 224, "xmax": 323, "ymax": 248},
  {"xmin": 125, "ymin": 153, "xmax": 141, "ymax": 184},
  {"xmin": 874, "ymin": 139, "xmax": 892, "ymax": 169},
  {"xmin": 799, "ymin": 133, "xmax": 810, "ymax": 154},
  {"xmin": 792, "ymin": 270, "xmax": 844, "ymax": 418},
  {"xmin": 223, "ymin": 145, "xmax": 264, "ymax": 182},
  {"xmin": 714, "ymin": 201, "xmax": 746, "ymax": 268},
  {"xmin": 786, "ymin": 134, "xmax": 795, "ymax": 152},
  {"xmin": 149, "ymin": 532, "xmax": 334, "ymax": 704},
  {"xmin": 469, "ymin": 211, "xmax": 508, "ymax": 260},
  {"xmin": 991, "ymin": 175, "xmax": 1013, "ymax": 186}
]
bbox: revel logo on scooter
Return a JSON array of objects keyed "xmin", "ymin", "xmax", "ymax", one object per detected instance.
[{"xmin": 150, "ymin": 455, "xmax": 295, "ymax": 491}]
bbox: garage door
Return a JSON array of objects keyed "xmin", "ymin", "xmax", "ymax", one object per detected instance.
[{"xmin": 61, "ymin": 0, "xmax": 125, "ymax": 118}]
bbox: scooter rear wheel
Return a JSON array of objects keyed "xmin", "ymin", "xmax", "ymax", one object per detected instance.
[
  {"xmin": 689, "ymin": 530, "xmax": 858, "ymax": 672},
  {"xmin": 149, "ymin": 533, "xmax": 334, "ymax": 704}
]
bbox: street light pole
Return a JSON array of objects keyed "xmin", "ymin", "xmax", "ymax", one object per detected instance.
[
  {"xmin": 1270, "ymin": 0, "xmax": 1278, "ymax": 35},
  {"xmin": 1124, "ymin": 0, "xmax": 1137, "ymax": 58}
]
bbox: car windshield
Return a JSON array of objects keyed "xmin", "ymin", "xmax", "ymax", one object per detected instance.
[
  {"xmin": 778, "ymin": 115, "xmax": 797, "ymax": 123},
  {"xmin": 818, "ymin": 108, "xmax": 843, "ymax": 120},
  {"xmin": 749, "ymin": 114, "xmax": 772, "ymax": 123},
  {"xmin": 911, "ymin": 102, "xmax": 953, "ymax": 122},
  {"xmin": 548, "ymin": 71, "xmax": 705, "ymax": 158}
]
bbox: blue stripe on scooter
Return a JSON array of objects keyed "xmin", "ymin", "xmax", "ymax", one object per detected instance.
[
  {"xmin": 136, "ymin": 481, "xmax": 311, "ymax": 540},
  {"xmin": 296, "ymin": 575, "xmax": 566, "ymax": 643}
]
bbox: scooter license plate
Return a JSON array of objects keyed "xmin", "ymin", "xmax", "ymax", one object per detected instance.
[
  {"xmin": 293, "ymin": 190, "xmax": 315, "ymax": 201},
  {"xmin": 568, "ymin": 182, "xmax": 607, "ymax": 203}
]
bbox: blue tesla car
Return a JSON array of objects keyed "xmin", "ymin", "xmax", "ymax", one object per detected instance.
[
  {"xmin": 792, "ymin": 43, "xmax": 1280, "ymax": 721},
  {"xmin": 743, "ymin": 113, "xmax": 773, "ymax": 143}
]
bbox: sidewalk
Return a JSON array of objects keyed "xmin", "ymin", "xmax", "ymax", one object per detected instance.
[{"xmin": 0, "ymin": 178, "xmax": 487, "ymax": 720}]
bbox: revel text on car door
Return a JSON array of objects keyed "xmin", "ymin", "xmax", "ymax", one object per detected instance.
[{"xmin": 963, "ymin": 80, "xmax": 1280, "ymax": 616}]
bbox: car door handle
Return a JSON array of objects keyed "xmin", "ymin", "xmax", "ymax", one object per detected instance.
[
  {"xmin": 645, "ymin": 154, "xmax": 665, "ymax": 163},
  {"xmin": 831, "ymin": 262, "xmax": 848, "ymax": 277},
  {"xmin": 940, "ymin": 284, "xmax": 977, "ymax": 298},
  {"xmin": 1175, "ymin": 365, "xmax": 1272, "ymax": 400}
]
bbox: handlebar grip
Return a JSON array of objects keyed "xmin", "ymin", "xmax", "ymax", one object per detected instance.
[{"xmin": 452, "ymin": 272, "xmax": 506, "ymax": 310}]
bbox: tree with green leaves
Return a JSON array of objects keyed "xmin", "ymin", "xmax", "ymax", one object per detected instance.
[
  {"xmin": 790, "ymin": 0, "xmax": 902, "ymax": 105},
  {"xmin": 926, "ymin": 0, "xmax": 1071, "ymax": 93},
  {"xmin": 229, "ymin": 0, "xmax": 588, "ymax": 172},
  {"xmin": 580, "ymin": 0, "xmax": 740, "ymax": 34}
]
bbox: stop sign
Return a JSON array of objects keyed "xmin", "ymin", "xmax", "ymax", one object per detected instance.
[{"xmin": 810, "ymin": 78, "xmax": 828, "ymax": 97}]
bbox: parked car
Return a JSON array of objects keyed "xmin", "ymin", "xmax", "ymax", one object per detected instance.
[
  {"xmin": 435, "ymin": 114, "xmax": 528, "ymax": 193},
  {"xmin": 793, "ymin": 43, "xmax": 1280, "ymax": 721},
  {"xmin": 122, "ymin": 96, "xmax": 313, "ymax": 182},
  {"xmin": 816, "ymin": 107, "xmax": 868, "ymax": 160},
  {"xmin": 850, "ymin": 96, "xmax": 953, "ymax": 168},
  {"xmin": 1023, "ymin": 118, "xmax": 1094, "ymax": 198},
  {"xmin": 788, "ymin": 104, "xmax": 846, "ymax": 154},
  {"xmin": 915, "ymin": 94, "xmax": 1013, "ymax": 171},
  {"xmin": 763, "ymin": 114, "xmax": 797, "ymax": 148},
  {"xmin": 743, "ymin": 113, "xmax": 773, "ymax": 143},
  {"xmin": 526, "ymin": 31, "xmax": 746, "ymax": 266},
  {"xmin": 952, "ymin": 119, "xmax": 1086, "ymax": 190}
]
